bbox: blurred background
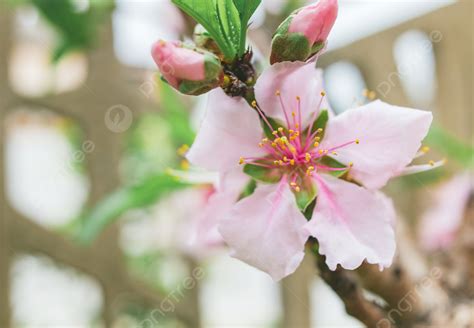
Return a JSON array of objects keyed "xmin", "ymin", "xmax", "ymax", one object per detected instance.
[{"xmin": 0, "ymin": 0, "xmax": 472, "ymax": 327}]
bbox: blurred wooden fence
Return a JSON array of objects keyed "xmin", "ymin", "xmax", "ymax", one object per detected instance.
[{"xmin": 1, "ymin": 1, "xmax": 472, "ymax": 327}]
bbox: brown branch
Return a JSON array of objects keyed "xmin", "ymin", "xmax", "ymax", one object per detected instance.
[
  {"xmin": 354, "ymin": 219, "xmax": 452, "ymax": 327},
  {"xmin": 315, "ymin": 254, "xmax": 386, "ymax": 328}
]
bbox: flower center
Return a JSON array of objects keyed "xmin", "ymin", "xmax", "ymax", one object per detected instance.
[{"xmin": 240, "ymin": 90, "xmax": 359, "ymax": 192}]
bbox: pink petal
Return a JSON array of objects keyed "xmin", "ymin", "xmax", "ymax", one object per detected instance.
[
  {"xmin": 187, "ymin": 89, "xmax": 265, "ymax": 171},
  {"xmin": 419, "ymin": 172, "xmax": 472, "ymax": 251},
  {"xmin": 218, "ymin": 178, "xmax": 310, "ymax": 281},
  {"xmin": 305, "ymin": 174, "xmax": 396, "ymax": 270},
  {"xmin": 254, "ymin": 61, "xmax": 329, "ymax": 127},
  {"xmin": 151, "ymin": 40, "xmax": 205, "ymax": 86},
  {"xmin": 190, "ymin": 169, "xmax": 249, "ymax": 253},
  {"xmin": 320, "ymin": 100, "xmax": 432, "ymax": 189}
]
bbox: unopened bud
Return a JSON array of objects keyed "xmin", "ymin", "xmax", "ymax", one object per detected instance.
[
  {"xmin": 151, "ymin": 40, "xmax": 223, "ymax": 95},
  {"xmin": 270, "ymin": 0, "xmax": 338, "ymax": 64}
]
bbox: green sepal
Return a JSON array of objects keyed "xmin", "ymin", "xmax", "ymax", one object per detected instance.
[
  {"xmin": 261, "ymin": 116, "xmax": 286, "ymax": 140},
  {"xmin": 308, "ymin": 109, "xmax": 329, "ymax": 137},
  {"xmin": 303, "ymin": 198, "xmax": 317, "ymax": 221},
  {"xmin": 243, "ymin": 164, "xmax": 282, "ymax": 183},
  {"xmin": 311, "ymin": 41, "xmax": 325, "ymax": 56},
  {"xmin": 178, "ymin": 79, "xmax": 220, "ymax": 96},
  {"xmin": 319, "ymin": 156, "xmax": 349, "ymax": 178},
  {"xmin": 270, "ymin": 32, "xmax": 311, "ymax": 64},
  {"xmin": 238, "ymin": 179, "xmax": 257, "ymax": 200},
  {"xmin": 295, "ymin": 182, "xmax": 318, "ymax": 212}
]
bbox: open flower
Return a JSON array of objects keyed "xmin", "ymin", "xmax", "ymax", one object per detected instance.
[{"xmin": 187, "ymin": 61, "xmax": 434, "ymax": 280}]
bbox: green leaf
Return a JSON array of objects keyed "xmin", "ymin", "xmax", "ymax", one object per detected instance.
[
  {"xmin": 216, "ymin": 0, "xmax": 241, "ymax": 55},
  {"xmin": 172, "ymin": 0, "xmax": 236, "ymax": 59},
  {"xmin": 425, "ymin": 125, "xmax": 473, "ymax": 168},
  {"xmin": 232, "ymin": 0, "xmax": 261, "ymax": 55},
  {"xmin": 76, "ymin": 173, "xmax": 188, "ymax": 244},
  {"xmin": 243, "ymin": 164, "xmax": 282, "ymax": 183},
  {"xmin": 29, "ymin": 0, "xmax": 112, "ymax": 61}
]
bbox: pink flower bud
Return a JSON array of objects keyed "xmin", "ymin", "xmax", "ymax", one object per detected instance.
[
  {"xmin": 151, "ymin": 40, "xmax": 223, "ymax": 95},
  {"xmin": 270, "ymin": 0, "xmax": 338, "ymax": 64},
  {"xmin": 289, "ymin": 0, "xmax": 338, "ymax": 45}
]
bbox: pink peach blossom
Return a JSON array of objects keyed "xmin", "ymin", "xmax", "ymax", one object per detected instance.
[
  {"xmin": 419, "ymin": 172, "xmax": 472, "ymax": 251},
  {"xmin": 187, "ymin": 61, "xmax": 434, "ymax": 280}
]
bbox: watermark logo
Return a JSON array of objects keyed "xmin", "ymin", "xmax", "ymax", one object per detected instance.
[{"xmin": 104, "ymin": 104, "xmax": 133, "ymax": 133}]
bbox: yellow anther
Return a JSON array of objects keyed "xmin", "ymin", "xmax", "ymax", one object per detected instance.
[
  {"xmin": 332, "ymin": 151, "xmax": 338, "ymax": 155},
  {"xmin": 251, "ymin": 100, "xmax": 257, "ymax": 107},
  {"xmin": 278, "ymin": 127, "xmax": 284, "ymax": 132},
  {"xmin": 317, "ymin": 128, "xmax": 323, "ymax": 133},
  {"xmin": 296, "ymin": 96, "xmax": 301, "ymax": 101},
  {"xmin": 239, "ymin": 157, "xmax": 245, "ymax": 165},
  {"xmin": 275, "ymin": 90, "xmax": 281, "ymax": 96},
  {"xmin": 429, "ymin": 160, "xmax": 435, "ymax": 166},
  {"xmin": 273, "ymin": 160, "xmax": 280, "ymax": 165},
  {"xmin": 180, "ymin": 159, "xmax": 190, "ymax": 170},
  {"xmin": 280, "ymin": 136, "xmax": 289, "ymax": 144},
  {"xmin": 349, "ymin": 162, "xmax": 354, "ymax": 167},
  {"xmin": 421, "ymin": 146, "xmax": 430, "ymax": 153},
  {"xmin": 258, "ymin": 142, "xmax": 264, "ymax": 148},
  {"xmin": 283, "ymin": 156, "xmax": 288, "ymax": 162},
  {"xmin": 295, "ymin": 186, "xmax": 301, "ymax": 192},
  {"xmin": 289, "ymin": 145, "xmax": 297, "ymax": 154},
  {"xmin": 289, "ymin": 129, "xmax": 294, "ymax": 134},
  {"xmin": 271, "ymin": 142, "xmax": 277, "ymax": 148},
  {"xmin": 177, "ymin": 144, "xmax": 189, "ymax": 156},
  {"xmin": 313, "ymin": 141, "xmax": 320, "ymax": 148},
  {"xmin": 321, "ymin": 91, "xmax": 326, "ymax": 96},
  {"xmin": 305, "ymin": 153, "xmax": 312, "ymax": 162},
  {"xmin": 289, "ymin": 159, "xmax": 295, "ymax": 165},
  {"xmin": 355, "ymin": 138, "xmax": 360, "ymax": 144},
  {"xmin": 290, "ymin": 135, "xmax": 297, "ymax": 141},
  {"xmin": 292, "ymin": 111, "xmax": 296, "ymax": 117},
  {"xmin": 314, "ymin": 136, "xmax": 320, "ymax": 142},
  {"xmin": 290, "ymin": 182, "xmax": 297, "ymax": 187},
  {"xmin": 324, "ymin": 149, "xmax": 329, "ymax": 154},
  {"xmin": 272, "ymin": 130, "xmax": 279, "ymax": 135},
  {"xmin": 318, "ymin": 149, "xmax": 324, "ymax": 155}
]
